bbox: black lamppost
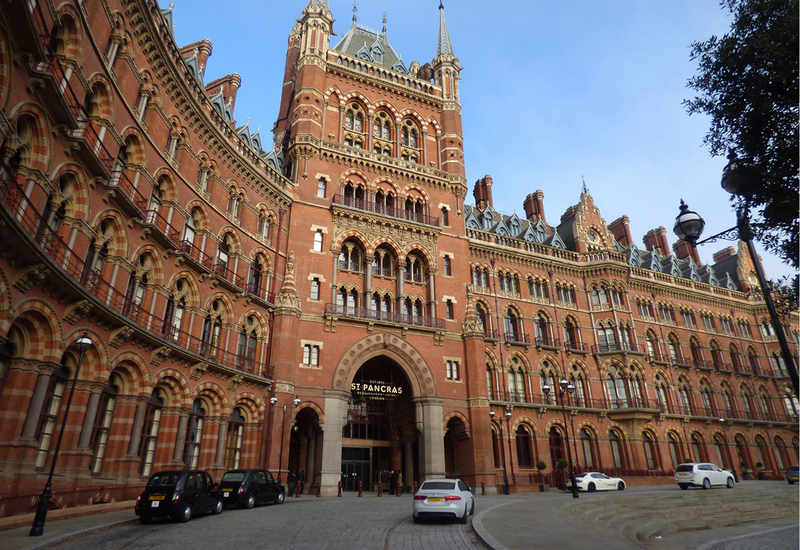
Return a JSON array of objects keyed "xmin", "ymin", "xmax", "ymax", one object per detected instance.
[
  {"xmin": 542, "ymin": 379, "xmax": 579, "ymax": 499},
  {"xmin": 489, "ymin": 410, "xmax": 510, "ymax": 495},
  {"xmin": 269, "ymin": 394, "xmax": 301, "ymax": 485},
  {"xmin": 673, "ymin": 152, "xmax": 798, "ymax": 398},
  {"xmin": 30, "ymin": 331, "xmax": 92, "ymax": 537}
]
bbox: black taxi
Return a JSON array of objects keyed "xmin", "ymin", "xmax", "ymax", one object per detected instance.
[{"xmin": 135, "ymin": 470, "xmax": 223, "ymax": 523}]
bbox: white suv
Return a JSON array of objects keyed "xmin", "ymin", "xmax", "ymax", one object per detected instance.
[{"xmin": 674, "ymin": 462, "xmax": 735, "ymax": 490}]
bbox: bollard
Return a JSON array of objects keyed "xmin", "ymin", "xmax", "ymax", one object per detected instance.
[
  {"xmin": 413, "ymin": 481, "xmax": 418, "ymax": 494},
  {"xmin": 481, "ymin": 481, "xmax": 486, "ymax": 496},
  {"xmin": 316, "ymin": 482, "xmax": 321, "ymax": 498},
  {"xmin": 295, "ymin": 480, "xmax": 301, "ymax": 497},
  {"xmin": 337, "ymin": 480, "xmax": 342, "ymax": 497},
  {"xmin": 395, "ymin": 481, "xmax": 401, "ymax": 497},
  {"xmin": 358, "ymin": 480, "xmax": 363, "ymax": 497},
  {"xmin": 377, "ymin": 482, "xmax": 382, "ymax": 497}
]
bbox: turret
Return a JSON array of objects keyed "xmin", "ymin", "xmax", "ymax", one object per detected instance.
[{"xmin": 432, "ymin": 2, "xmax": 465, "ymax": 178}]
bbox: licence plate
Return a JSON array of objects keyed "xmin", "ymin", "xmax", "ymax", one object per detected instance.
[
  {"xmin": 150, "ymin": 501, "xmax": 159, "ymax": 508},
  {"xmin": 427, "ymin": 497, "xmax": 443, "ymax": 502},
  {"xmin": 149, "ymin": 495, "xmax": 165, "ymax": 500},
  {"xmin": 679, "ymin": 473, "xmax": 688, "ymax": 477}
]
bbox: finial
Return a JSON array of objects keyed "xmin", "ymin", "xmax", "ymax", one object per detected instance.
[
  {"xmin": 382, "ymin": 12, "xmax": 387, "ymax": 35},
  {"xmin": 170, "ymin": 1, "xmax": 174, "ymax": 8},
  {"xmin": 581, "ymin": 175, "xmax": 589, "ymax": 195},
  {"xmin": 439, "ymin": 1, "xmax": 444, "ymax": 9},
  {"xmin": 353, "ymin": 0, "xmax": 357, "ymax": 23}
]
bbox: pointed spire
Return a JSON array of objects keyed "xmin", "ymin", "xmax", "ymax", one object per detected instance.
[
  {"xmin": 436, "ymin": 1, "xmax": 454, "ymax": 57},
  {"xmin": 307, "ymin": 0, "xmax": 329, "ymax": 9},
  {"xmin": 382, "ymin": 12, "xmax": 387, "ymax": 35},
  {"xmin": 353, "ymin": 0, "xmax": 358, "ymax": 23}
]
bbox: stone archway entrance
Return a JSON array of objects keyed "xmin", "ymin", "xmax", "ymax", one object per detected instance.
[{"xmin": 317, "ymin": 333, "xmax": 445, "ymax": 496}]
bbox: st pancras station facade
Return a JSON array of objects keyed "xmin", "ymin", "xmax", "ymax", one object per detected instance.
[{"xmin": 0, "ymin": 0, "xmax": 796, "ymax": 511}]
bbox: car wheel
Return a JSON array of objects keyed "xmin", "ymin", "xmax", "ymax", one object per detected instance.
[
  {"xmin": 789, "ymin": 480, "xmax": 795, "ymax": 485},
  {"xmin": 176, "ymin": 505, "xmax": 192, "ymax": 523},
  {"xmin": 678, "ymin": 484, "xmax": 688, "ymax": 490},
  {"xmin": 212, "ymin": 499, "xmax": 223, "ymax": 515},
  {"xmin": 617, "ymin": 481, "xmax": 625, "ymax": 491},
  {"xmin": 459, "ymin": 505, "xmax": 468, "ymax": 524},
  {"xmin": 702, "ymin": 478, "xmax": 711, "ymax": 490},
  {"xmin": 726, "ymin": 477, "xmax": 734, "ymax": 488},
  {"xmin": 470, "ymin": 500, "xmax": 475, "ymax": 515},
  {"xmin": 588, "ymin": 482, "xmax": 596, "ymax": 492},
  {"xmin": 413, "ymin": 515, "xmax": 421, "ymax": 524},
  {"xmin": 245, "ymin": 494, "xmax": 256, "ymax": 509},
  {"xmin": 139, "ymin": 516, "xmax": 151, "ymax": 525},
  {"xmin": 276, "ymin": 491, "xmax": 285, "ymax": 504}
]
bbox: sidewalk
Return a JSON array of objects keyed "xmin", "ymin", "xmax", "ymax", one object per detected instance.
[{"xmin": 0, "ymin": 501, "xmax": 137, "ymax": 550}]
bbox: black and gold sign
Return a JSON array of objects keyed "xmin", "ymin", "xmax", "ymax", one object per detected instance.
[{"xmin": 350, "ymin": 380, "xmax": 403, "ymax": 401}]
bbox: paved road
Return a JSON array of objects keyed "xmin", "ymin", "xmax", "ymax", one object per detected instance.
[{"xmin": 2, "ymin": 482, "xmax": 797, "ymax": 550}]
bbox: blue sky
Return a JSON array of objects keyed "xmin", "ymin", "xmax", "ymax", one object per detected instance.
[{"xmin": 171, "ymin": 0, "xmax": 793, "ymax": 281}]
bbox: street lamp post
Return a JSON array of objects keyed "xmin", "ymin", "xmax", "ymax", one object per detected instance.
[
  {"xmin": 673, "ymin": 152, "xmax": 798, "ymax": 398},
  {"xmin": 30, "ymin": 331, "xmax": 93, "ymax": 537},
  {"xmin": 489, "ymin": 410, "xmax": 510, "ymax": 495},
  {"xmin": 542, "ymin": 379, "xmax": 579, "ymax": 499},
  {"xmin": 269, "ymin": 395, "xmax": 301, "ymax": 486}
]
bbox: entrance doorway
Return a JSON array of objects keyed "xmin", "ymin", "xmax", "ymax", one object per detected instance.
[
  {"xmin": 340, "ymin": 356, "xmax": 417, "ymax": 491},
  {"xmin": 341, "ymin": 447, "xmax": 370, "ymax": 492}
]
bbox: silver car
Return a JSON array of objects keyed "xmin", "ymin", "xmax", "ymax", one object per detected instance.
[
  {"xmin": 674, "ymin": 462, "xmax": 735, "ymax": 490},
  {"xmin": 412, "ymin": 478, "xmax": 474, "ymax": 524}
]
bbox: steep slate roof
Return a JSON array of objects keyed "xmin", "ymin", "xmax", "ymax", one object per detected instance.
[
  {"xmin": 465, "ymin": 197, "xmax": 747, "ymax": 291},
  {"xmin": 332, "ymin": 20, "xmax": 407, "ymax": 74}
]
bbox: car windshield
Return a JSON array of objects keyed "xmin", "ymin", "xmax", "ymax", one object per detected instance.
[
  {"xmin": 420, "ymin": 481, "xmax": 455, "ymax": 490},
  {"xmin": 675, "ymin": 465, "xmax": 694, "ymax": 472},
  {"xmin": 222, "ymin": 472, "xmax": 245, "ymax": 482},
  {"xmin": 147, "ymin": 473, "xmax": 181, "ymax": 488}
]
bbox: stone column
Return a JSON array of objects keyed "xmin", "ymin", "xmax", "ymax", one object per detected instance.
[
  {"xmin": 128, "ymin": 401, "xmax": 146, "ymax": 456},
  {"xmin": 319, "ymin": 389, "xmax": 348, "ymax": 496},
  {"xmin": 416, "ymin": 396, "xmax": 445, "ymax": 480},
  {"xmin": 20, "ymin": 372, "xmax": 53, "ymax": 439},
  {"xmin": 305, "ymin": 429, "xmax": 317, "ymax": 491},
  {"xmin": 172, "ymin": 414, "xmax": 188, "ymax": 463},
  {"xmin": 77, "ymin": 390, "xmax": 102, "ymax": 449},
  {"xmin": 404, "ymin": 439, "xmax": 415, "ymax": 487},
  {"xmin": 215, "ymin": 421, "xmax": 227, "ymax": 467}
]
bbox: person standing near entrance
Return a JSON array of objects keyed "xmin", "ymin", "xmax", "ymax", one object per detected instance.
[
  {"xmin": 298, "ymin": 469, "xmax": 305, "ymax": 493},
  {"xmin": 397, "ymin": 471, "xmax": 403, "ymax": 495},
  {"xmin": 389, "ymin": 470, "xmax": 398, "ymax": 495}
]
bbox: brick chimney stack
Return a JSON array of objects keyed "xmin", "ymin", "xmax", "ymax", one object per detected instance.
[
  {"xmin": 643, "ymin": 227, "xmax": 670, "ymax": 256},
  {"xmin": 673, "ymin": 240, "xmax": 701, "ymax": 264},
  {"xmin": 609, "ymin": 216, "xmax": 633, "ymax": 246},
  {"xmin": 473, "ymin": 175, "xmax": 494, "ymax": 211},
  {"xmin": 712, "ymin": 247, "xmax": 736, "ymax": 263},
  {"xmin": 522, "ymin": 190, "xmax": 546, "ymax": 223}
]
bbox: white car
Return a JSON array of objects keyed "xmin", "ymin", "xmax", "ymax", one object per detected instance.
[
  {"xmin": 566, "ymin": 472, "xmax": 625, "ymax": 492},
  {"xmin": 674, "ymin": 462, "xmax": 735, "ymax": 490},
  {"xmin": 412, "ymin": 478, "xmax": 474, "ymax": 524}
]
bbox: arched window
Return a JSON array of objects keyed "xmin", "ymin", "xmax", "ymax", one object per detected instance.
[
  {"xmin": 691, "ymin": 434, "xmax": 705, "ymax": 462},
  {"xmin": 201, "ymin": 300, "xmax": 223, "ymax": 357},
  {"xmin": 563, "ymin": 319, "xmax": 577, "ymax": 349},
  {"xmin": 516, "ymin": 425, "xmax": 534, "ymax": 468},
  {"xmin": 35, "ymin": 365, "xmax": 69, "ymax": 468},
  {"xmin": 591, "ymin": 287, "xmax": 608, "ymax": 308},
  {"xmin": 338, "ymin": 241, "xmax": 363, "ymax": 272},
  {"xmin": 138, "ymin": 388, "xmax": 163, "ymax": 476},
  {"xmin": 580, "ymin": 429, "xmax": 595, "ymax": 468},
  {"xmin": 721, "ymin": 389, "xmax": 736, "ymax": 416},
  {"xmin": 755, "ymin": 436, "xmax": 771, "ymax": 472},
  {"xmin": 710, "ymin": 342, "xmax": 724, "ymax": 369},
  {"xmin": 505, "ymin": 311, "xmax": 521, "ymax": 342},
  {"xmin": 609, "ymin": 430, "xmax": 626, "ymax": 468},
  {"xmin": 700, "ymin": 387, "xmax": 715, "ymax": 417},
  {"xmin": 224, "ymin": 408, "xmax": 245, "ymax": 469},
  {"xmin": 667, "ymin": 433, "xmax": 682, "ymax": 468},
  {"xmin": 646, "ymin": 333, "xmax": 660, "ymax": 362},
  {"xmin": 606, "ymin": 369, "xmax": 628, "ymax": 408},
  {"xmin": 714, "ymin": 435, "xmax": 730, "ymax": 470},
  {"xmin": 534, "ymin": 314, "xmax": 548, "ymax": 345},
  {"xmin": 729, "ymin": 345, "xmax": 742, "ymax": 373},
  {"xmin": 654, "ymin": 375, "xmax": 670, "ymax": 412},
  {"xmin": 570, "ymin": 370, "xmax": 587, "ymax": 407},
  {"xmin": 549, "ymin": 427, "xmax": 565, "ymax": 469},
  {"xmin": 486, "ymin": 364, "xmax": 494, "ymax": 400},
  {"xmin": 82, "ymin": 220, "xmax": 111, "ymax": 287},
  {"xmin": 643, "ymin": 432, "xmax": 657, "ymax": 469},
  {"xmin": 90, "ymin": 376, "xmax": 119, "ymax": 473},
  {"xmin": 748, "ymin": 348, "xmax": 761, "ymax": 375},
  {"xmin": 677, "ymin": 382, "xmax": 694, "ymax": 415},
  {"xmin": 690, "ymin": 340, "xmax": 704, "ymax": 367},
  {"xmin": 507, "ymin": 361, "xmax": 525, "ymax": 402},
  {"xmin": 476, "ymin": 304, "xmax": 489, "ymax": 336},
  {"xmin": 236, "ymin": 316, "xmax": 258, "ymax": 370},
  {"xmin": 182, "ymin": 209, "xmax": 198, "ymax": 251},
  {"xmin": 596, "ymin": 322, "xmax": 617, "ymax": 352},
  {"xmin": 667, "ymin": 336, "xmax": 681, "ymax": 363},
  {"xmin": 183, "ymin": 399, "xmax": 206, "ymax": 469},
  {"xmin": 492, "ymin": 428, "xmax": 502, "ymax": 469},
  {"xmin": 162, "ymin": 279, "xmax": 187, "ymax": 341}
]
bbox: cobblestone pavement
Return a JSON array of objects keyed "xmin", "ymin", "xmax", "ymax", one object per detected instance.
[
  {"xmin": 698, "ymin": 525, "xmax": 800, "ymax": 550},
  {"xmin": 36, "ymin": 493, "xmax": 496, "ymax": 550}
]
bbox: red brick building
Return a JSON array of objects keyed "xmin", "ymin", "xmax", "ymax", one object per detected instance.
[{"xmin": 0, "ymin": 0, "xmax": 795, "ymax": 510}]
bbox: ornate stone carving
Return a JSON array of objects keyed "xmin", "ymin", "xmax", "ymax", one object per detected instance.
[
  {"xmin": 150, "ymin": 346, "xmax": 172, "ymax": 366},
  {"xmin": 63, "ymin": 300, "xmax": 94, "ymax": 324},
  {"xmin": 13, "ymin": 263, "xmax": 50, "ymax": 292},
  {"xmin": 109, "ymin": 326, "xmax": 134, "ymax": 348},
  {"xmin": 190, "ymin": 362, "xmax": 209, "ymax": 380}
]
